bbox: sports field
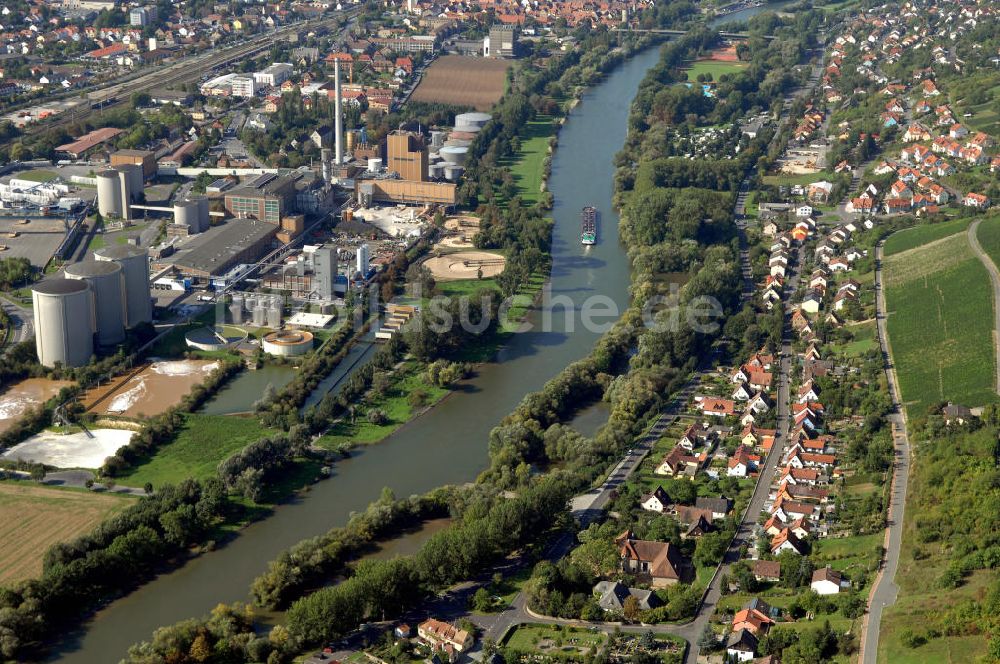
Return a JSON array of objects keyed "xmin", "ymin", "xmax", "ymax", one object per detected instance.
[
  {"xmin": 684, "ymin": 59, "xmax": 748, "ymax": 81},
  {"xmin": 0, "ymin": 483, "xmax": 131, "ymax": 583},
  {"xmin": 884, "ymin": 231, "xmax": 997, "ymax": 416},
  {"xmin": 410, "ymin": 56, "xmax": 509, "ymax": 111}
]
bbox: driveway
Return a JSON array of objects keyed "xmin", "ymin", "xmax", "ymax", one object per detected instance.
[{"xmin": 857, "ymin": 242, "xmax": 913, "ymax": 664}]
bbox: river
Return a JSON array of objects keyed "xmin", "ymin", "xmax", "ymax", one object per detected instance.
[{"xmin": 50, "ymin": 44, "xmax": 662, "ymax": 663}]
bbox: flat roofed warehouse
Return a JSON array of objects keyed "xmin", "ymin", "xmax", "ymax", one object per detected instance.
[{"xmin": 158, "ymin": 219, "xmax": 278, "ymax": 278}]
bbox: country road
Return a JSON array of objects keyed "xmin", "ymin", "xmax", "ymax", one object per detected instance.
[
  {"xmin": 857, "ymin": 242, "xmax": 912, "ymax": 664},
  {"xmin": 966, "ymin": 219, "xmax": 1000, "ymax": 395}
]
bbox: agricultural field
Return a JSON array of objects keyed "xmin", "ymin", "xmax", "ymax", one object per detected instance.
[
  {"xmin": 115, "ymin": 414, "xmax": 273, "ymax": 489},
  {"xmin": 883, "ymin": 231, "xmax": 997, "ymax": 417},
  {"xmin": 0, "ymin": 482, "xmax": 131, "ymax": 583},
  {"xmin": 410, "ymin": 56, "xmax": 509, "ymax": 111},
  {"xmin": 883, "ymin": 218, "xmax": 974, "ymax": 256}
]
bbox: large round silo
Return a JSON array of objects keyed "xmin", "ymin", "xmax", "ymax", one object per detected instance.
[
  {"xmin": 191, "ymin": 196, "xmax": 210, "ymax": 232},
  {"xmin": 251, "ymin": 298, "xmax": 266, "ymax": 327},
  {"xmin": 31, "ymin": 279, "xmax": 95, "ymax": 368},
  {"xmin": 115, "ymin": 164, "xmax": 143, "ymax": 202},
  {"xmin": 440, "ymin": 146, "xmax": 468, "ymax": 165},
  {"xmin": 94, "ymin": 245, "xmax": 152, "ymax": 328},
  {"xmin": 266, "ymin": 298, "xmax": 282, "ymax": 328},
  {"xmin": 443, "ymin": 165, "xmax": 464, "ymax": 181},
  {"xmin": 65, "ymin": 261, "xmax": 126, "ymax": 346},
  {"xmin": 454, "ymin": 111, "xmax": 491, "ymax": 133},
  {"xmin": 174, "ymin": 200, "xmax": 199, "ymax": 231},
  {"xmin": 96, "ymin": 170, "xmax": 122, "ymax": 217},
  {"xmin": 229, "ymin": 294, "xmax": 244, "ymax": 325}
]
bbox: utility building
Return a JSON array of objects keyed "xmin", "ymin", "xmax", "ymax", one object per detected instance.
[{"xmin": 312, "ymin": 246, "xmax": 337, "ymax": 300}]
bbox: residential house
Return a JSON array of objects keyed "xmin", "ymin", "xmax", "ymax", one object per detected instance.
[
  {"xmin": 770, "ymin": 528, "xmax": 808, "ymax": 555},
  {"xmin": 811, "ymin": 566, "xmax": 849, "ymax": 595},
  {"xmin": 640, "ymin": 486, "xmax": 671, "ymax": 513},
  {"xmin": 727, "ymin": 629, "xmax": 758, "ymax": 662},
  {"xmin": 752, "ymin": 560, "xmax": 782, "ymax": 583},
  {"xmin": 695, "ymin": 496, "xmax": 731, "ymax": 520},
  {"xmin": 593, "ymin": 581, "xmax": 661, "ymax": 612},
  {"xmin": 619, "ymin": 537, "xmax": 685, "ymax": 587},
  {"xmin": 417, "ymin": 619, "xmax": 474, "ymax": 653}
]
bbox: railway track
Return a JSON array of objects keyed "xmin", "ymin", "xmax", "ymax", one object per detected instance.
[{"xmin": 7, "ymin": 8, "xmax": 360, "ymax": 148}]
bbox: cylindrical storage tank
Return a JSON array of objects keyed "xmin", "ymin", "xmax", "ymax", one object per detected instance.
[
  {"xmin": 262, "ymin": 330, "xmax": 313, "ymax": 356},
  {"xmin": 229, "ymin": 294, "xmax": 244, "ymax": 324},
  {"xmin": 64, "ymin": 261, "xmax": 125, "ymax": 346},
  {"xmin": 454, "ymin": 111, "xmax": 491, "ymax": 133},
  {"xmin": 190, "ymin": 196, "xmax": 210, "ymax": 232},
  {"xmin": 174, "ymin": 200, "xmax": 199, "ymax": 230},
  {"xmin": 94, "ymin": 245, "xmax": 152, "ymax": 328},
  {"xmin": 429, "ymin": 163, "xmax": 445, "ymax": 179},
  {"xmin": 345, "ymin": 130, "xmax": 356, "ymax": 152},
  {"xmin": 31, "ymin": 279, "xmax": 95, "ymax": 368},
  {"xmin": 443, "ymin": 138, "xmax": 472, "ymax": 148},
  {"xmin": 251, "ymin": 299, "xmax": 266, "ymax": 327},
  {"xmin": 115, "ymin": 164, "xmax": 143, "ymax": 201},
  {"xmin": 430, "ymin": 131, "xmax": 445, "ymax": 148},
  {"xmin": 440, "ymin": 146, "xmax": 468, "ymax": 165},
  {"xmin": 96, "ymin": 170, "xmax": 122, "ymax": 218},
  {"xmin": 444, "ymin": 165, "xmax": 464, "ymax": 181},
  {"xmin": 367, "ymin": 158, "xmax": 382, "ymax": 173},
  {"xmin": 266, "ymin": 298, "xmax": 282, "ymax": 328}
]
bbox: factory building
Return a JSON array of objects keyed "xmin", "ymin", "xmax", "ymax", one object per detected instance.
[
  {"xmin": 485, "ymin": 25, "xmax": 519, "ymax": 58},
  {"xmin": 110, "ymin": 149, "xmax": 157, "ymax": 180},
  {"xmin": 94, "ymin": 245, "xmax": 153, "ymax": 328},
  {"xmin": 356, "ymin": 179, "xmax": 457, "ymax": 206},
  {"xmin": 64, "ymin": 261, "xmax": 126, "ymax": 346},
  {"xmin": 157, "ymin": 218, "xmax": 277, "ymax": 279},
  {"xmin": 224, "ymin": 173, "xmax": 299, "ymax": 223},
  {"xmin": 253, "ymin": 63, "xmax": 293, "ymax": 88},
  {"xmin": 31, "ymin": 279, "xmax": 95, "ymax": 368},
  {"xmin": 387, "ymin": 131, "xmax": 429, "ymax": 182}
]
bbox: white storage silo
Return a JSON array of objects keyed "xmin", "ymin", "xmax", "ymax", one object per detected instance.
[
  {"xmin": 229, "ymin": 294, "xmax": 244, "ymax": 324},
  {"xmin": 94, "ymin": 245, "xmax": 152, "ymax": 328},
  {"xmin": 356, "ymin": 243, "xmax": 369, "ymax": 276},
  {"xmin": 251, "ymin": 298, "xmax": 266, "ymax": 327},
  {"xmin": 429, "ymin": 163, "xmax": 445, "ymax": 179},
  {"xmin": 430, "ymin": 131, "xmax": 445, "ymax": 148},
  {"xmin": 32, "ymin": 279, "xmax": 95, "ymax": 368},
  {"xmin": 443, "ymin": 165, "xmax": 465, "ymax": 181},
  {"xmin": 440, "ymin": 146, "xmax": 468, "ymax": 165},
  {"xmin": 174, "ymin": 200, "xmax": 199, "ymax": 231},
  {"xmin": 96, "ymin": 170, "xmax": 122, "ymax": 218},
  {"xmin": 191, "ymin": 196, "xmax": 210, "ymax": 233},
  {"xmin": 115, "ymin": 164, "xmax": 143, "ymax": 202},
  {"xmin": 266, "ymin": 297, "xmax": 282, "ymax": 328},
  {"xmin": 367, "ymin": 158, "xmax": 383, "ymax": 173},
  {"xmin": 64, "ymin": 261, "xmax": 126, "ymax": 346},
  {"xmin": 454, "ymin": 111, "xmax": 492, "ymax": 133}
]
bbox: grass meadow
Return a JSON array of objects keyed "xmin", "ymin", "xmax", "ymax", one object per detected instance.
[
  {"xmin": 884, "ymin": 231, "xmax": 997, "ymax": 417},
  {"xmin": 883, "ymin": 217, "xmax": 974, "ymax": 256}
]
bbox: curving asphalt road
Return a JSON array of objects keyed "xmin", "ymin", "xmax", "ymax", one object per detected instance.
[
  {"xmin": 2, "ymin": 299, "xmax": 33, "ymax": 350},
  {"xmin": 966, "ymin": 219, "xmax": 1000, "ymax": 394},
  {"xmin": 857, "ymin": 242, "xmax": 912, "ymax": 664}
]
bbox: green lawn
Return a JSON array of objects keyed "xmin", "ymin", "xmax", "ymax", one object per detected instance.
[
  {"xmin": 15, "ymin": 169, "xmax": 58, "ymax": 183},
  {"xmin": 883, "ymin": 218, "xmax": 973, "ymax": 256},
  {"xmin": 498, "ymin": 115, "xmax": 558, "ymax": 205},
  {"xmin": 834, "ymin": 320, "xmax": 876, "ymax": 357},
  {"xmin": 683, "ymin": 60, "xmax": 748, "ymax": 81},
  {"xmin": 116, "ymin": 414, "xmax": 274, "ymax": 489},
  {"xmin": 761, "ymin": 172, "xmax": 830, "ymax": 187},
  {"xmin": 884, "ymin": 231, "xmax": 997, "ymax": 417},
  {"xmin": 314, "ymin": 361, "xmax": 449, "ymax": 450}
]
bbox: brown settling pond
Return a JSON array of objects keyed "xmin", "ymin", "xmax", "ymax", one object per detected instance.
[{"xmin": 81, "ymin": 360, "xmax": 220, "ymax": 419}]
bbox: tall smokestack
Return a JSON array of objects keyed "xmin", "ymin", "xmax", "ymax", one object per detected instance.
[{"xmin": 334, "ymin": 59, "xmax": 344, "ymax": 165}]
